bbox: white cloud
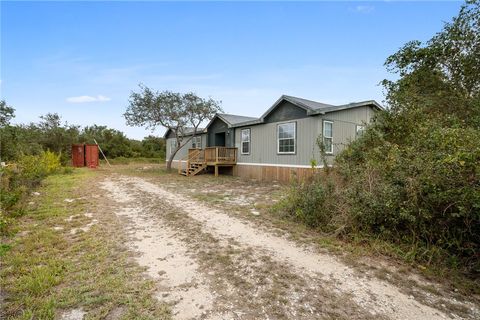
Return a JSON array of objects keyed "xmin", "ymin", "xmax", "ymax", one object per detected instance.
[
  {"xmin": 353, "ymin": 5, "xmax": 375, "ymax": 14},
  {"xmin": 66, "ymin": 95, "xmax": 111, "ymax": 103}
]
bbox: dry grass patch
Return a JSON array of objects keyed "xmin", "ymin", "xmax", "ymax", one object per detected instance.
[{"xmin": 0, "ymin": 168, "xmax": 170, "ymax": 320}]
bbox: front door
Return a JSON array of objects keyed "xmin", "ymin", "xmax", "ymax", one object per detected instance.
[{"xmin": 214, "ymin": 132, "xmax": 226, "ymax": 146}]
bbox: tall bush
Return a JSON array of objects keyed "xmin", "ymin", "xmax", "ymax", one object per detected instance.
[{"xmin": 275, "ymin": 1, "xmax": 480, "ymax": 273}]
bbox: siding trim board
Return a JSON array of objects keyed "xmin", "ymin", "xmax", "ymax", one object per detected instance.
[{"xmin": 237, "ymin": 162, "xmax": 324, "ymax": 169}]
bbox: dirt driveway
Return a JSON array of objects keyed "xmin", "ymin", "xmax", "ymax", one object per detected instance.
[{"xmin": 98, "ymin": 170, "xmax": 478, "ymax": 320}]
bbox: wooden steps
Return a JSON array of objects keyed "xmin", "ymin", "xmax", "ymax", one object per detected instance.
[
  {"xmin": 178, "ymin": 147, "xmax": 238, "ymax": 177},
  {"xmin": 180, "ymin": 162, "xmax": 206, "ymax": 176}
]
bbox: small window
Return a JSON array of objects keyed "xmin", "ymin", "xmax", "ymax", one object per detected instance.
[
  {"xmin": 192, "ymin": 136, "xmax": 201, "ymax": 149},
  {"xmin": 277, "ymin": 122, "xmax": 296, "ymax": 154},
  {"xmin": 356, "ymin": 125, "xmax": 365, "ymax": 137},
  {"xmin": 323, "ymin": 121, "xmax": 333, "ymax": 154},
  {"xmin": 241, "ymin": 129, "xmax": 250, "ymax": 155},
  {"xmin": 170, "ymin": 140, "xmax": 177, "ymax": 156}
]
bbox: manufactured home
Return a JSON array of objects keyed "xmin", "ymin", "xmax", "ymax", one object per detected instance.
[{"xmin": 165, "ymin": 95, "xmax": 382, "ymax": 182}]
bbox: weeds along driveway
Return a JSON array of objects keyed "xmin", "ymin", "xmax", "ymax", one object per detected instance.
[{"xmin": 99, "ymin": 168, "xmax": 479, "ymax": 320}]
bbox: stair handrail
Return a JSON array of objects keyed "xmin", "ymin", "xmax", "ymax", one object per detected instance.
[{"xmin": 178, "ymin": 148, "xmax": 202, "ymax": 175}]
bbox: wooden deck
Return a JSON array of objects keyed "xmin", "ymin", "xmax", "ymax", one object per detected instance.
[{"xmin": 178, "ymin": 147, "xmax": 237, "ymax": 177}]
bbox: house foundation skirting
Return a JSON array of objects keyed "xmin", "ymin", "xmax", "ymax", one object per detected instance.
[
  {"xmin": 171, "ymin": 160, "xmax": 321, "ymax": 182},
  {"xmin": 234, "ymin": 163, "xmax": 319, "ymax": 182}
]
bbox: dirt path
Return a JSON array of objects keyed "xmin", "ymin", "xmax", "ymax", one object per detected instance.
[{"xmin": 99, "ymin": 174, "xmax": 477, "ymax": 320}]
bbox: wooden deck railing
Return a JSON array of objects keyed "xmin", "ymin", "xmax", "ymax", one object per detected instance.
[
  {"xmin": 179, "ymin": 147, "xmax": 237, "ymax": 176},
  {"xmin": 186, "ymin": 147, "xmax": 237, "ymax": 164},
  {"xmin": 204, "ymin": 147, "xmax": 237, "ymax": 163}
]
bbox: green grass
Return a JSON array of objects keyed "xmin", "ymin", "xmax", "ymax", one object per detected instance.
[{"xmin": 0, "ymin": 169, "xmax": 171, "ymax": 320}]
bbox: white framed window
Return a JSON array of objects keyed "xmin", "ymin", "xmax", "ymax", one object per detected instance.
[
  {"xmin": 170, "ymin": 140, "xmax": 177, "ymax": 156},
  {"xmin": 356, "ymin": 125, "xmax": 365, "ymax": 137},
  {"xmin": 277, "ymin": 122, "xmax": 296, "ymax": 154},
  {"xmin": 191, "ymin": 136, "xmax": 201, "ymax": 149},
  {"xmin": 323, "ymin": 120, "xmax": 333, "ymax": 154},
  {"xmin": 241, "ymin": 129, "xmax": 251, "ymax": 155}
]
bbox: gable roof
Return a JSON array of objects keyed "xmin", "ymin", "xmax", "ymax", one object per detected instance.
[
  {"xmin": 217, "ymin": 113, "xmax": 258, "ymax": 126},
  {"xmin": 283, "ymin": 95, "xmax": 336, "ymax": 111},
  {"xmin": 162, "ymin": 127, "xmax": 205, "ymax": 139},
  {"xmin": 164, "ymin": 95, "xmax": 383, "ymax": 138},
  {"xmin": 203, "ymin": 113, "xmax": 259, "ymax": 130},
  {"xmin": 259, "ymin": 95, "xmax": 382, "ymax": 121}
]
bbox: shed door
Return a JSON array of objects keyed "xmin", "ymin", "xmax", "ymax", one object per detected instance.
[
  {"xmin": 72, "ymin": 145, "xmax": 85, "ymax": 167},
  {"xmin": 85, "ymin": 145, "xmax": 99, "ymax": 168}
]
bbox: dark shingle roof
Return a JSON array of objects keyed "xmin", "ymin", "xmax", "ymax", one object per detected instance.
[
  {"xmin": 166, "ymin": 95, "xmax": 382, "ymax": 137},
  {"xmin": 181, "ymin": 127, "xmax": 205, "ymax": 135},
  {"xmin": 283, "ymin": 95, "xmax": 335, "ymax": 111},
  {"xmin": 163, "ymin": 127, "xmax": 205, "ymax": 139},
  {"xmin": 217, "ymin": 113, "xmax": 259, "ymax": 125}
]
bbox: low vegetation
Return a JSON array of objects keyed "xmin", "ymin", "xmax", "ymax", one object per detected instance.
[
  {"xmin": 0, "ymin": 151, "xmax": 62, "ymax": 235},
  {"xmin": 0, "ymin": 107, "xmax": 166, "ymax": 165},
  {"xmin": 0, "ymin": 104, "xmax": 165, "ymax": 236},
  {"xmin": 276, "ymin": 1, "xmax": 480, "ymax": 283},
  {"xmin": 0, "ymin": 169, "xmax": 170, "ymax": 319}
]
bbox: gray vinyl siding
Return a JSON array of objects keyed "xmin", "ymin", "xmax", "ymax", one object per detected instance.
[
  {"xmin": 165, "ymin": 134, "xmax": 207, "ymax": 162},
  {"xmin": 323, "ymin": 106, "xmax": 374, "ymax": 156},
  {"xmin": 264, "ymin": 101, "xmax": 308, "ymax": 123},
  {"xmin": 235, "ymin": 105, "xmax": 376, "ymax": 167},
  {"xmin": 235, "ymin": 117, "xmax": 321, "ymax": 166},
  {"xmin": 207, "ymin": 117, "xmax": 235, "ymax": 147}
]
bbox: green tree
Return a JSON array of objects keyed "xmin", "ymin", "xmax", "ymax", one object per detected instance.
[
  {"xmin": 141, "ymin": 135, "xmax": 165, "ymax": 158},
  {"xmin": 124, "ymin": 85, "xmax": 222, "ymax": 170},
  {"xmin": 337, "ymin": 0, "xmax": 480, "ymax": 270},
  {"xmin": 37, "ymin": 113, "xmax": 80, "ymax": 163},
  {"xmin": 278, "ymin": 1, "xmax": 480, "ymax": 273},
  {"xmin": 80, "ymin": 125, "xmax": 134, "ymax": 158},
  {"xmin": 0, "ymin": 100, "xmax": 15, "ymax": 128}
]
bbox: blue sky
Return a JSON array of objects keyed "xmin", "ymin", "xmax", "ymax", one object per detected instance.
[{"xmin": 1, "ymin": 1, "xmax": 463, "ymax": 139}]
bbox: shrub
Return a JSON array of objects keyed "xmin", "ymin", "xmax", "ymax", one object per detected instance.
[
  {"xmin": 336, "ymin": 123, "xmax": 480, "ymax": 269},
  {"xmin": 0, "ymin": 151, "xmax": 61, "ymax": 227},
  {"xmin": 274, "ymin": 174, "xmax": 347, "ymax": 234}
]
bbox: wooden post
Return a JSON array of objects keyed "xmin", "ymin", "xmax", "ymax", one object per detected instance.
[
  {"xmin": 215, "ymin": 147, "xmax": 219, "ymax": 164},
  {"xmin": 215, "ymin": 165, "xmax": 219, "ymax": 177},
  {"xmin": 186, "ymin": 160, "xmax": 190, "ymax": 176},
  {"xmin": 93, "ymin": 139, "xmax": 111, "ymax": 167}
]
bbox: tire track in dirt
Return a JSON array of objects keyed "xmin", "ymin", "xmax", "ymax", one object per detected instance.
[
  {"xmin": 102, "ymin": 176, "xmax": 379, "ymax": 319},
  {"xmin": 100, "ymin": 179, "xmax": 215, "ymax": 320},
  {"xmin": 112, "ymin": 175, "xmax": 466, "ymax": 320}
]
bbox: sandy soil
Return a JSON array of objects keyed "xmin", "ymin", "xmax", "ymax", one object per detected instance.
[{"xmin": 99, "ymin": 173, "xmax": 478, "ymax": 320}]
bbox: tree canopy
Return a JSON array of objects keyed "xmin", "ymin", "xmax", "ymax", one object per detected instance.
[
  {"xmin": 278, "ymin": 0, "xmax": 480, "ymax": 276},
  {"xmin": 124, "ymin": 85, "xmax": 222, "ymax": 170}
]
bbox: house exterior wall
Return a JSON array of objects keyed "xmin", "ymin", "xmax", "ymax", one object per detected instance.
[
  {"xmin": 207, "ymin": 117, "xmax": 235, "ymax": 147},
  {"xmin": 235, "ymin": 116, "xmax": 321, "ymax": 167},
  {"xmin": 323, "ymin": 105, "xmax": 373, "ymax": 156},
  {"xmin": 233, "ymin": 105, "xmax": 376, "ymax": 181},
  {"xmin": 165, "ymin": 104, "xmax": 377, "ymax": 181},
  {"xmin": 166, "ymin": 133, "xmax": 207, "ymax": 169}
]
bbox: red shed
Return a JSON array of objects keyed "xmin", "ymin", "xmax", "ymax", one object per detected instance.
[
  {"xmin": 71, "ymin": 144, "xmax": 85, "ymax": 167},
  {"xmin": 85, "ymin": 144, "xmax": 99, "ymax": 168}
]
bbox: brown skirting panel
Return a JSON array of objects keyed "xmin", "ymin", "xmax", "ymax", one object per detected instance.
[{"xmin": 234, "ymin": 164, "xmax": 317, "ymax": 183}]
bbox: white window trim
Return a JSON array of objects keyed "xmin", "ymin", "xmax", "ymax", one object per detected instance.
[
  {"xmin": 277, "ymin": 122, "xmax": 296, "ymax": 155},
  {"xmin": 240, "ymin": 128, "xmax": 251, "ymax": 155},
  {"xmin": 356, "ymin": 125, "xmax": 365, "ymax": 137},
  {"xmin": 323, "ymin": 120, "xmax": 333, "ymax": 155},
  {"xmin": 192, "ymin": 136, "xmax": 201, "ymax": 149}
]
